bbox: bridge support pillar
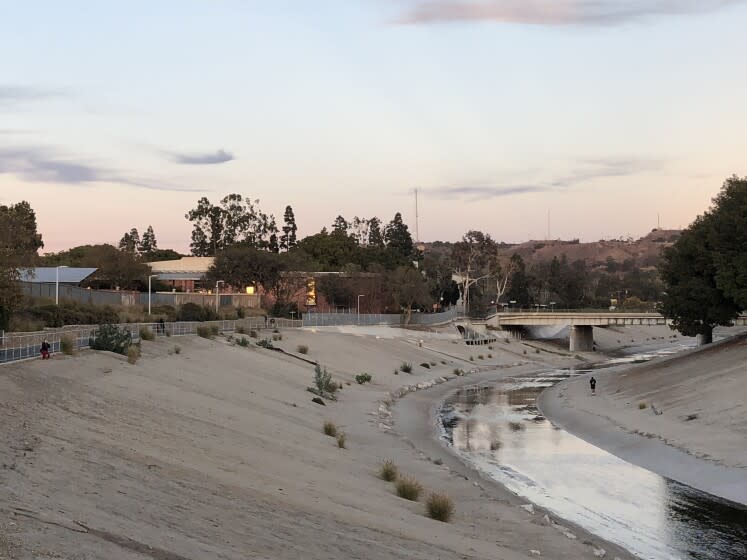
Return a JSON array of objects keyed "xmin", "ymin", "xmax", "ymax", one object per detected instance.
[{"xmin": 569, "ymin": 325, "xmax": 594, "ymax": 352}]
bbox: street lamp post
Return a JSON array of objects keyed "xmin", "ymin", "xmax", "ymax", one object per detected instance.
[
  {"xmin": 148, "ymin": 274, "xmax": 159, "ymax": 316},
  {"xmin": 55, "ymin": 266, "xmax": 68, "ymax": 305},
  {"xmin": 357, "ymin": 294, "xmax": 365, "ymax": 325},
  {"xmin": 215, "ymin": 280, "xmax": 225, "ymax": 314}
]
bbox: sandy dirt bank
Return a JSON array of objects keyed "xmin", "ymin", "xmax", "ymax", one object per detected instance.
[
  {"xmin": 0, "ymin": 326, "xmax": 634, "ymax": 560},
  {"xmin": 539, "ymin": 332, "xmax": 747, "ymax": 505}
]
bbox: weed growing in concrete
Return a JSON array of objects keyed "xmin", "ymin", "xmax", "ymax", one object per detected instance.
[
  {"xmin": 323, "ymin": 421, "xmax": 337, "ymax": 437},
  {"xmin": 249, "ymin": 329, "xmax": 258, "ymax": 338},
  {"xmin": 237, "ymin": 336, "xmax": 249, "ymax": 347},
  {"xmin": 508, "ymin": 421, "xmax": 525, "ymax": 432},
  {"xmin": 420, "ymin": 362, "xmax": 430, "ymax": 369},
  {"xmin": 297, "ymin": 344, "xmax": 309, "ymax": 354},
  {"xmin": 400, "ymin": 362, "xmax": 413, "ymax": 373},
  {"xmin": 127, "ymin": 345, "xmax": 140, "ymax": 364},
  {"xmin": 174, "ymin": 345, "xmax": 181, "ymax": 354},
  {"xmin": 355, "ymin": 373, "xmax": 372, "ymax": 384},
  {"xmin": 426, "ymin": 492, "xmax": 454, "ymax": 522},
  {"xmin": 60, "ymin": 335, "xmax": 74, "ymax": 355},
  {"xmin": 379, "ymin": 460, "xmax": 398, "ymax": 481},
  {"xmin": 336, "ymin": 432, "xmax": 346, "ymax": 449},
  {"xmin": 639, "ymin": 402, "xmax": 648, "ymax": 410},
  {"xmin": 395, "ymin": 477, "xmax": 423, "ymax": 501}
]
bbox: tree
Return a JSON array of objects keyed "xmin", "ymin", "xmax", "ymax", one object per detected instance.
[
  {"xmin": 185, "ymin": 194, "xmax": 278, "ymax": 256},
  {"xmin": 142, "ymin": 249, "xmax": 182, "ymax": 262},
  {"xmin": 118, "ymin": 228, "xmax": 140, "ymax": 253},
  {"xmin": 368, "ymin": 217, "xmax": 384, "ymax": 247},
  {"xmin": 351, "ymin": 217, "xmax": 371, "ymax": 246},
  {"xmin": 707, "ymin": 176, "xmax": 747, "ymax": 308},
  {"xmin": 451, "ymin": 230, "xmax": 499, "ymax": 314},
  {"xmin": 280, "ymin": 205, "xmax": 298, "ymax": 251},
  {"xmin": 139, "ymin": 225, "xmax": 158, "ymax": 254},
  {"xmin": 331, "ymin": 215, "xmax": 350, "ymax": 237},
  {"xmin": 505, "ymin": 254, "xmax": 531, "ymax": 307},
  {"xmin": 659, "ymin": 177, "xmax": 746, "ymax": 339},
  {"xmin": 41, "ymin": 245, "xmax": 150, "ymax": 291},
  {"xmin": 387, "ymin": 266, "xmax": 432, "ymax": 323},
  {"xmin": 0, "ymin": 201, "xmax": 44, "ymax": 329},
  {"xmin": 384, "ymin": 213, "xmax": 414, "ymax": 259}
]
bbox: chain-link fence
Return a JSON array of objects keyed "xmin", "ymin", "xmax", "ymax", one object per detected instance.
[
  {"xmin": 301, "ymin": 307, "xmax": 458, "ymax": 327},
  {"xmin": 0, "ymin": 317, "xmax": 302, "ymax": 365}
]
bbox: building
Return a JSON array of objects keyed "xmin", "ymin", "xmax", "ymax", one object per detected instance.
[{"xmin": 146, "ymin": 257, "xmax": 214, "ymax": 292}]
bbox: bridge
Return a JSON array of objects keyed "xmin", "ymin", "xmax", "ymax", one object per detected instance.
[{"xmin": 485, "ymin": 312, "xmax": 747, "ymax": 351}]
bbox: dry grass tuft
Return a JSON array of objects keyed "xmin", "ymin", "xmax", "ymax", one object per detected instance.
[
  {"xmin": 395, "ymin": 476, "xmax": 423, "ymax": 501},
  {"xmin": 336, "ymin": 432, "xmax": 346, "ymax": 449},
  {"xmin": 426, "ymin": 492, "xmax": 455, "ymax": 522},
  {"xmin": 323, "ymin": 421, "xmax": 337, "ymax": 437},
  {"xmin": 379, "ymin": 460, "xmax": 398, "ymax": 482},
  {"xmin": 126, "ymin": 345, "xmax": 140, "ymax": 364},
  {"xmin": 60, "ymin": 335, "xmax": 75, "ymax": 355},
  {"xmin": 297, "ymin": 344, "xmax": 309, "ymax": 354},
  {"xmin": 639, "ymin": 402, "xmax": 648, "ymax": 410}
]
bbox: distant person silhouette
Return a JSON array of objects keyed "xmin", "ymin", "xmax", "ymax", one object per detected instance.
[
  {"xmin": 590, "ymin": 376, "xmax": 597, "ymax": 395},
  {"xmin": 40, "ymin": 340, "xmax": 51, "ymax": 360}
]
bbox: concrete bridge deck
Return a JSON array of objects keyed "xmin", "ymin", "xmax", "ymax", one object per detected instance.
[{"xmin": 484, "ymin": 312, "xmax": 747, "ymax": 351}]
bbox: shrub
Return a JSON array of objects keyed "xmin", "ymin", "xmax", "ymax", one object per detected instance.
[
  {"xmin": 256, "ymin": 338, "xmax": 274, "ymax": 349},
  {"xmin": 440, "ymin": 360, "xmax": 447, "ymax": 365},
  {"xmin": 297, "ymin": 344, "xmax": 309, "ymax": 354},
  {"xmin": 379, "ymin": 460, "xmax": 398, "ymax": 481},
  {"xmin": 478, "ymin": 354, "xmax": 484, "ymax": 360},
  {"xmin": 237, "ymin": 336, "xmax": 249, "ymax": 347},
  {"xmin": 395, "ymin": 477, "xmax": 423, "ymax": 501},
  {"xmin": 177, "ymin": 302, "xmax": 208, "ymax": 322},
  {"xmin": 336, "ymin": 432, "xmax": 346, "ymax": 449},
  {"xmin": 236, "ymin": 306, "xmax": 245, "ymax": 319},
  {"xmin": 400, "ymin": 362, "xmax": 413, "ymax": 373},
  {"xmin": 508, "ymin": 421, "xmax": 525, "ymax": 432},
  {"xmin": 355, "ymin": 373, "xmax": 372, "ymax": 384},
  {"xmin": 210, "ymin": 325, "xmax": 220, "ymax": 336},
  {"xmin": 196, "ymin": 326, "xmax": 213, "ymax": 339},
  {"xmin": 323, "ymin": 421, "xmax": 337, "ymax": 437},
  {"xmin": 272, "ymin": 333, "xmax": 283, "ymax": 341},
  {"xmin": 174, "ymin": 345, "xmax": 181, "ymax": 354},
  {"xmin": 393, "ymin": 368, "xmax": 399, "ymax": 375},
  {"xmin": 469, "ymin": 356, "xmax": 474, "ymax": 361},
  {"xmin": 426, "ymin": 492, "xmax": 455, "ymax": 522},
  {"xmin": 249, "ymin": 329, "xmax": 258, "ymax": 338},
  {"xmin": 90, "ymin": 324, "xmax": 132, "ymax": 355},
  {"xmin": 639, "ymin": 402, "xmax": 647, "ymax": 410},
  {"xmin": 126, "ymin": 345, "xmax": 140, "ymax": 364},
  {"xmin": 488, "ymin": 353, "xmax": 493, "ymax": 358},
  {"xmin": 311, "ymin": 363, "xmax": 336, "ymax": 398},
  {"xmin": 420, "ymin": 362, "xmax": 430, "ymax": 369},
  {"xmin": 139, "ymin": 326, "xmax": 155, "ymax": 341},
  {"xmin": 60, "ymin": 335, "xmax": 74, "ymax": 355}
]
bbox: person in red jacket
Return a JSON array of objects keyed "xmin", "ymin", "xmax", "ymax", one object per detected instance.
[{"xmin": 40, "ymin": 340, "xmax": 51, "ymax": 360}]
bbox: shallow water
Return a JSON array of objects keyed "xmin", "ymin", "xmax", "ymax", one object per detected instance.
[{"xmin": 439, "ymin": 348, "xmax": 747, "ymax": 560}]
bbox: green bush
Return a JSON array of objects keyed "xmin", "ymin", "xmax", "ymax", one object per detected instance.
[
  {"xmin": 297, "ymin": 344, "xmax": 309, "ymax": 354},
  {"xmin": 379, "ymin": 460, "xmax": 398, "ymax": 481},
  {"xmin": 23, "ymin": 302, "xmax": 119, "ymax": 328},
  {"xmin": 311, "ymin": 363, "xmax": 336, "ymax": 398},
  {"xmin": 249, "ymin": 329, "xmax": 258, "ymax": 338},
  {"xmin": 426, "ymin": 492, "xmax": 454, "ymax": 522},
  {"xmin": 139, "ymin": 326, "xmax": 154, "ymax": 341},
  {"xmin": 395, "ymin": 477, "xmax": 423, "ymax": 501},
  {"xmin": 355, "ymin": 373, "xmax": 372, "ymax": 384},
  {"xmin": 237, "ymin": 336, "xmax": 249, "ymax": 347},
  {"xmin": 90, "ymin": 324, "xmax": 132, "ymax": 355},
  {"xmin": 60, "ymin": 335, "xmax": 75, "ymax": 355},
  {"xmin": 210, "ymin": 325, "xmax": 220, "ymax": 336},
  {"xmin": 420, "ymin": 362, "xmax": 430, "ymax": 369},
  {"xmin": 176, "ymin": 303, "xmax": 218, "ymax": 322},
  {"xmin": 196, "ymin": 326, "xmax": 213, "ymax": 339},
  {"xmin": 400, "ymin": 362, "xmax": 413, "ymax": 373},
  {"xmin": 257, "ymin": 338, "xmax": 274, "ymax": 349},
  {"xmin": 272, "ymin": 333, "xmax": 282, "ymax": 341}
]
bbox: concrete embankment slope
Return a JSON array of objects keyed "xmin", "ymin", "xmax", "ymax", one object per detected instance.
[
  {"xmin": 0, "ymin": 329, "xmax": 627, "ymax": 560},
  {"xmin": 539, "ymin": 334, "xmax": 747, "ymax": 505}
]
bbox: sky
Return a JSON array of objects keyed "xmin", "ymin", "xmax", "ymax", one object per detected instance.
[{"xmin": 2, "ymin": 0, "xmax": 746, "ymax": 253}]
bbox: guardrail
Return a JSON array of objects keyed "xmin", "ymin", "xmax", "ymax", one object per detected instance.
[{"xmin": 0, "ymin": 317, "xmax": 302, "ymax": 365}]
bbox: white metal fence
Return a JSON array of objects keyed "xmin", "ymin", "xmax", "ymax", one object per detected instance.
[{"xmin": 0, "ymin": 317, "xmax": 302, "ymax": 365}]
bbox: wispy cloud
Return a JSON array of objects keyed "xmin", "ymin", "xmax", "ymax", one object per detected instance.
[
  {"xmin": 426, "ymin": 157, "xmax": 663, "ymax": 200},
  {"xmin": 0, "ymin": 85, "xmax": 65, "ymax": 106},
  {"xmin": 168, "ymin": 148, "xmax": 235, "ymax": 165},
  {"xmin": 0, "ymin": 146, "xmax": 204, "ymax": 192},
  {"xmin": 396, "ymin": 0, "xmax": 744, "ymax": 26}
]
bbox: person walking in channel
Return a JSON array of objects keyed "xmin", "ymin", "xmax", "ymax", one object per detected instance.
[{"xmin": 590, "ymin": 376, "xmax": 597, "ymax": 395}]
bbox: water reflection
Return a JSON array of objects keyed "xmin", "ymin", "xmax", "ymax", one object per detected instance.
[{"xmin": 440, "ymin": 357, "xmax": 747, "ymax": 560}]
